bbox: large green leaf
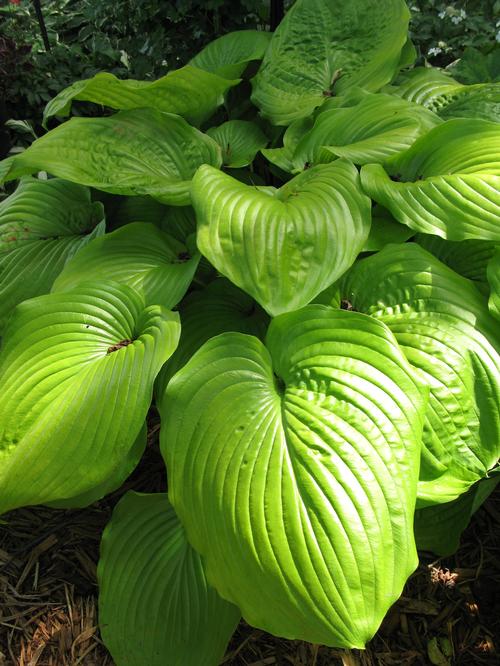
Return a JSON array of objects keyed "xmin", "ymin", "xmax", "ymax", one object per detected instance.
[
  {"xmin": 192, "ymin": 160, "xmax": 371, "ymax": 316},
  {"xmin": 251, "ymin": 0, "xmax": 410, "ymax": 125},
  {"xmin": 388, "ymin": 67, "xmax": 500, "ymax": 122},
  {"xmin": 43, "ymin": 66, "xmax": 239, "ymax": 127},
  {"xmin": 0, "ymin": 109, "xmax": 222, "ymax": 206},
  {"xmin": 155, "ymin": 278, "xmax": 269, "ymax": 411},
  {"xmin": 47, "ymin": 423, "xmax": 147, "ymax": 509},
  {"xmin": 292, "ymin": 92, "xmax": 440, "ymax": 169},
  {"xmin": 362, "ymin": 209, "xmax": 414, "ymax": 252},
  {"xmin": 0, "ymin": 177, "xmax": 104, "ymax": 331},
  {"xmin": 414, "ymin": 474, "xmax": 499, "ymax": 556},
  {"xmin": 98, "ymin": 492, "xmax": 240, "ymax": 666},
  {"xmin": 361, "ymin": 119, "xmax": 500, "ymax": 241},
  {"xmin": 207, "ymin": 120, "xmax": 268, "ymax": 168},
  {"xmin": 0, "ymin": 282, "xmax": 180, "ymax": 514},
  {"xmin": 52, "ymin": 223, "xmax": 199, "ymax": 309},
  {"xmin": 190, "ymin": 30, "xmax": 273, "ymax": 79},
  {"xmin": 161, "ymin": 306, "xmax": 426, "ymax": 648},
  {"xmin": 341, "ymin": 243, "xmax": 500, "ymax": 505}
]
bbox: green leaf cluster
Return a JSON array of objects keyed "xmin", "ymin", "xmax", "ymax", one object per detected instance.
[{"xmin": 0, "ymin": 2, "xmax": 498, "ymax": 662}]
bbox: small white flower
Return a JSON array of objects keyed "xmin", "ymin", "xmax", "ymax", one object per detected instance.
[{"xmin": 428, "ymin": 46, "xmax": 442, "ymax": 56}]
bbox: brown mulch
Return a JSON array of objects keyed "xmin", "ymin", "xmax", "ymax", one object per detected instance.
[{"xmin": 0, "ymin": 421, "xmax": 498, "ymax": 666}]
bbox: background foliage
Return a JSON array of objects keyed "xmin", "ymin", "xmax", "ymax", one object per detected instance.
[{"xmin": 1, "ymin": 0, "xmax": 498, "ymax": 132}]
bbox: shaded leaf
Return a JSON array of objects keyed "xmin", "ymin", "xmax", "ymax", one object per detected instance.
[
  {"xmin": 251, "ymin": 0, "xmax": 410, "ymax": 125},
  {"xmin": 99, "ymin": 492, "xmax": 240, "ymax": 666},
  {"xmin": 207, "ymin": 120, "xmax": 268, "ymax": 168}
]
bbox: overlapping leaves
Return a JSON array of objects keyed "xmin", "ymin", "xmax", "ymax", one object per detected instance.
[
  {"xmin": 0, "ymin": 178, "xmax": 104, "ymax": 332},
  {"xmin": 161, "ymin": 306, "xmax": 427, "ymax": 648},
  {"xmin": 341, "ymin": 244, "xmax": 500, "ymax": 504},
  {"xmin": 0, "ymin": 109, "xmax": 222, "ymax": 205}
]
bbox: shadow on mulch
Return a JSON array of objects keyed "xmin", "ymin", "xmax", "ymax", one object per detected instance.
[{"xmin": 0, "ymin": 421, "xmax": 498, "ymax": 666}]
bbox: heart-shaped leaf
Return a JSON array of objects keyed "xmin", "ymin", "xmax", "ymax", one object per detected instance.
[
  {"xmin": 192, "ymin": 160, "xmax": 371, "ymax": 316},
  {"xmin": 0, "ymin": 177, "xmax": 104, "ymax": 331},
  {"xmin": 0, "ymin": 109, "xmax": 222, "ymax": 206},
  {"xmin": 251, "ymin": 0, "xmax": 410, "ymax": 125},
  {"xmin": 190, "ymin": 30, "xmax": 273, "ymax": 79},
  {"xmin": 161, "ymin": 306, "xmax": 426, "ymax": 647},
  {"xmin": 52, "ymin": 222, "xmax": 199, "ymax": 309},
  {"xmin": 43, "ymin": 66, "xmax": 239, "ymax": 127},
  {"xmin": 98, "ymin": 492, "xmax": 240, "ymax": 666},
  {"xmin": 207, "ymin": 120, "xmax": 268, "ymax": 168},
  {"xmin": 0, "ymin": 282, "xmax": 180, "ymax": 514},
  {"xmin": 341, "ymin": 243, "xmax": 500, "ymax": 505},
  {"xmin": 361, "ymin": 119, "xmax": 500, "ymax": 240}
]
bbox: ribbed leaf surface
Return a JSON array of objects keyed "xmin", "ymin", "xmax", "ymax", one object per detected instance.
[
  {"xmin": 0, "ymin": 282, "xmax": 180, "ymax": 513},
  {"xmin": 52, "ymin": 223, "xmax": 199, "ymax": 309},
  {"xmin": 155, "ymin": 278, "xmax": 269, "ymax": 410},
  {"xmin": 342, "ymin": 243, "xmax": 500, "ymax": 504},
  {"xmin": 190, "ymin": 30, "xmax": 272, "ymax": 79},
  {"xmin": 98, "ymin": 492, "xmax": 240, "ymax": 666},
  {"xmin": 192, "ymin": 160, "xmax": 371, "ymax": 316},
  {"xmin": 207, "ymin": 120, "xmax": 268, "ymax": 167},
  {"xmin": 292, "ymin": 92, "xmax": 440, "ymax": 168},
  {"xmin": 0, "ymin": 109, "xmax": 222, "ymax": 206},
  {"xmin": 251, "ymin": 0, "xmax": 410, "ymax": 125},
  {"xmin": 162, "ymin": 306, "xmax": 426, "ymax": 647},
  {"xmin": 361, "ymin": 119, "xmax": 500, "ymax": 240},
  {"xmin": 389, "ymin": 67, "xmax": 500, "ymax": 122},
  {"xmin": 417, "ymin": 234, "xmax": 498, "ymax": 287},
  {"xmin": 43, "ymin": 66, "xmax": 239, "ymax": 126},
  {"xmin": 0, "ymin": 178, "xmax": 104, "ymax": 331}
]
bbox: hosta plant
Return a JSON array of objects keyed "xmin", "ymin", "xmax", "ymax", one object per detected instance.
[{"xmin": 0, "ymin": 0, "xmax": 498, "ymax": 663}]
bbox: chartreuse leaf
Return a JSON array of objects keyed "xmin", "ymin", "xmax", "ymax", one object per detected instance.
[
  {"xmin": 192, "ymin": 160, "xmax": 371, "ymax": 316},
  {"xmin": 361, "ymin": 119, "xmax": 500, "ymax": 240},
  {"xmin": 0, "ymin": 282, "xmax": 180, "ymax": 514},
  {"xmin": 98, "ymin": 492, "xmax": 240, "ymax": 666},
  {"xmin": 52, "ymin": 223, "xmax": 199, "ymax": 309},
  {"xmin": 0, "ymin": 109, "xmax": 222, "ymax": 206},
  {"xmin": 261, "ymin": 117, "xmax": 314, "ymax": 173},
  {"xmin": 342, "ymin": 243, "xmax": 500, "ymax": 505},
  {"xmin": 155, "ymin": 278, "xmax": 269, "ymax": 411},
  {"xmin": 207, "ymin": 120, "xmax": 268, "ymax": 167},
  {"xmin": 414, "ymin": 475, "xmax": 499, "ymax": 556},
  {"xmin": 161, "ymin": 306, "xmax": 427, "ymax": 648},
  {"xmin": 487, "ymin": 250, "xmax": 500, "ymax": 320},
  {"xmin": 251, "ymin": 0, "xmax": 410, "ymax": 125},
  {"xmin": 47, "ymin": 423, "xmax": 147, "ymax": 509},
  {"xmin": 292, "ymin": 92, "xmax": 441, "ymax": 169},
  {"xmin": 416, "ymin": 234, "xmax": 498, "ymax": 289},
  {"xmin": 43, "ymin": 66, "xmax": 239, "ymax": 127},
  {"xmin": 190, "ymin": 30, "xmax": 273, "ymax": 79},
  {"xmin": 388, "ymin": 67, "xmax": 500, "ymax": 122},
  {"xmin": 0, "ymin": 178, "xmax": 104, "ymax": 331}
]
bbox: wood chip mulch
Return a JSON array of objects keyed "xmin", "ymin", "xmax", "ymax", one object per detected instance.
[{"xmin": 0, "ymin": 421, "xmax": 498, "ymax": 666}]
